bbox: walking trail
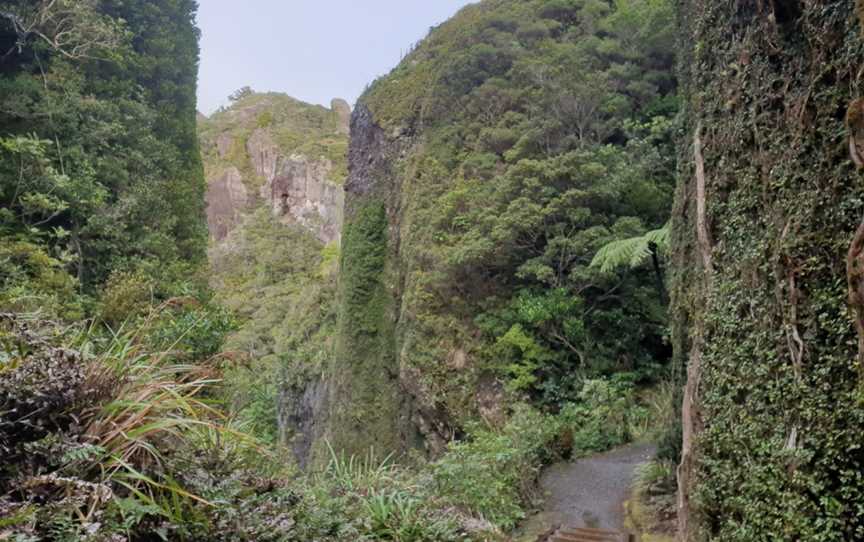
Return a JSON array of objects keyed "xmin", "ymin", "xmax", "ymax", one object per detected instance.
[{"xmin": 516, "ymin": 442, "xmax": 657, "ymax": 541}]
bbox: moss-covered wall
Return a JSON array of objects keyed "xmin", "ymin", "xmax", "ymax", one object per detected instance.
[
  {"xmin": 316, "ymin": 105, "xmax": 418, "ymax": 462},
  {"xmin": 673, "ymin": 1, "xmax": 864, "ymax": 539}
]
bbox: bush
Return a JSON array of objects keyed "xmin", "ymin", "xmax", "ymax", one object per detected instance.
[
  {"xmin": 98, "ymin": 270, "xmax": 154, "ymax": 327},
  {"xmin": 0, "ymin": 315, "xmax": 92, "ymax": 477},
  {"xmin": 143, "ymin": 300, "xmax": 237, "ymax": 361},
  {"xmin": 559, "ymin": 375, "xmax": 648, "ymax": 455},
  {"xmin": 0, "ymin": 310, "xmax": 252, "ymax": 541},
  {"xmin": 432, "ymin": 405, "xmax": 560, "ymax": 530}
]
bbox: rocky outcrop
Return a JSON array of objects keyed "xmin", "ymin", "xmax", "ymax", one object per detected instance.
[
  {"xmin": 277, "ymin": 378, "xmax": 328, "ymax": 470},
  {"xmin": 317, "ymin": 104, "xmax": 420, "ymax": 462},
  {"xmin": 247, "ymin": 128, "xmax": 279, "ymax": 181},
  {"xmin": 332, "ymin": 98, "xmax": 351, "ymax": 135},
  {"xmin": 265, "ymin": 155, "xmax": 344, "ymax": 244},
  {"xmin": 215, "ymin": 133, "xmax": 234, "ymax": 159},
  {"xmin": 205, "ymin": 167, "xmax": 248, "ymax": 242},
  {"xmin": 244, "ymin": 127, "xmax": 344, "ymax": 244},
  {"xmin": 201, "ymin": 97, "xmax": 350, "ymax": 244}
]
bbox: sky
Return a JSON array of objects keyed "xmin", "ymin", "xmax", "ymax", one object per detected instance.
[{"xmin": 196, "ymin": 0, "xmax": 476, "ymax": 114}]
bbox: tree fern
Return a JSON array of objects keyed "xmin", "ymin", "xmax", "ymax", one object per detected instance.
[{"xmin": 591, "ymin": 224, "xmax": 670, "ymax": 274}]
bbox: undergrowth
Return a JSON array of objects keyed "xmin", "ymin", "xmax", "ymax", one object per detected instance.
[{"xmin": 1, "ymin": 305, "xmax": 659, "ymax": 540}]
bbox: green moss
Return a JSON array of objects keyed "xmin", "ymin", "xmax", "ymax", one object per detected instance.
[
  {"xmin": 673, "ymin": 1, "xmax": 864, "ymax": 539},
  {"xmin": 339, "ymin": 203, "xmax": 388, "ymax": 334},
  {"xmin": 323, "ymin": 201, "xmax": 408, "ymax": 460}
]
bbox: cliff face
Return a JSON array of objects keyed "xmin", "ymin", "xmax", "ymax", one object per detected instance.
[
  {"xmin": 673, "ymin": 2, "xmax": 864, "ymax": 539},
  {"xmin": 199, "ymin": 93, "xmax": 349, "ymax": 244},
  {"xmin": 199, "ymin": 93, "xmax": 347, "ymax": 466},
  {"xmin": 317, "ymin": 105, "xmax": 421, "ymax": 460}
]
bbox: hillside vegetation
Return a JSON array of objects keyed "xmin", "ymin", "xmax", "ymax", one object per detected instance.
[
  {"xmin": 325, "ymin": 0, "xmax": 680, "ymax": 461},
  {"xmin": 11, "ymin": 0, "xmax": 864, "ymax": 540},
  {"xmin": 0, "ymin": 0, "xmax": 206, "ymax": 318},
  {"xmin": 198, "ymin": 92, "xmax": 346, "ymax": 459},
  {"xmin": 1, "ymin": 1, "xmax": 684, "ymax": 539}
]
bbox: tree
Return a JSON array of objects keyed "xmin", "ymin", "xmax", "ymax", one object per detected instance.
[
  {"xmin": 0, "ymin": 0, "xmax": 206, "ymax": 314},
  {"xmin": 591, "ymin": 224, "xmax": 669, "ymax": 303},
  {"xmin": 229, "ymin": 86, "xmax": 255, "ymax": 102},
  {"xmin": 0, "ymin": 0, "xmax": 126, "ymax": 60}
]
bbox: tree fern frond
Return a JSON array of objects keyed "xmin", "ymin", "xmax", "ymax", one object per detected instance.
[
  {"xmin": 644, "ymin": 224, "xmax": 671, "ymax": 250},
  {"xmin": 591, "ymin": 223, "xmax": 670, "ymax": 274},
  {"xmin": 591, "ymin": 237, "xmax": 648, "ymax": 273}
]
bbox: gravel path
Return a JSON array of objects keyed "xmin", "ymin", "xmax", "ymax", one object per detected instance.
[{"xmin": 516, "ymin": 442, "xmax": 657, "ymax": 540}]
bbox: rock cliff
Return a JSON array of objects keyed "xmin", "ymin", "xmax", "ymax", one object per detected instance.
[{"xmin": 198, "ymin": 92, "xmax": 349, "ymax": 244}]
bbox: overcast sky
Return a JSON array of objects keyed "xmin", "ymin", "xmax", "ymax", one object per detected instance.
[{"xmin": 196, "ymin": 0, "xmax": 476, "ymax": 114}]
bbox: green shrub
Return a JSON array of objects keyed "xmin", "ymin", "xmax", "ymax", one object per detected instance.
[
  {"xmin": 98, "ymin": 270, "xmax": 154, "ymax": 327},
  {"xmin": 559, "ymin": 375, "xmax": 648, "ymax": 455},
  {"xmin": 144, "ymin": 301, "xmax": 237, "ymax": 361},
  {"xmin": 432, "ymin": 405, "xmax": 560, "ymax": 530}
]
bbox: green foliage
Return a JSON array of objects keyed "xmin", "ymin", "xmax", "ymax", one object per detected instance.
[
  {"xmin": 340, "ymin": 203, "xmax": 388, "ymax": 336},
  {"xmin": 145, "ymin": 301, "xmax": 237, "ymax": 361},
  {"xmin": 1, "ymin": 309, "xmax": 653, "ymax": 541},
  {"xmin": 210, "ymin": 210, "xmax": 337, "ymax": 445},
  {"xmin": 0, "ymin": 239, "xmax": 82, "ymax": 319},
  {"xmin": 672, "ymin": 2, "xmax": 864, "ymax": 539},
  {"xmin": 432, "ymin": 405, "xmax": 560, "ymax": 530},
  {"xmin": 559, "ymin": 375, "xmax": 647, "ymax": 454},
  {"xmin": 351, "ymin": 0, "xmax": 678, "ymax": 425},
  {"xmin": 591, "ymin": 223, "xmax": 670, "ymax": 274},
  {"xmin": 0, "ymin": 0, "xmax": 128, "ymax": 60},
  {"xmin": 324, "ymin": 199, "xmax": 408, "ymax": 459},
  {"xmin": 0, "ymin": 0, "xmax": 206, "ymax": 313},
  {"xmin": 0, "ymin": 310, "xmax": 260, "ymax": 541},
  {"xmin": 98, "ymin": 270, "xmax": 154, "ymax": 326}
]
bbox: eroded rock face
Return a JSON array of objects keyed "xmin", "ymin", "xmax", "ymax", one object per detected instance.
[
  {"xmin": 205, "ymin": 126, "xmax": 345, "ymax": 244},
  {"xmin": 205, "ymin": 167, "xmax": 248, "ymax": 241},
  {"xmin": 216, "ymin": 133, "xmax": 234, "ymax": 159},
  {"xmin": 264, "ymin": 155, "xmax": 344, "ymax": 244},
  {"xmin": 277, "ymin": 378, "xmax": 328, "ymax": 470},
  {"xmin": 247, "ymin": 129, "xmax": 279, "ymax": 181}
]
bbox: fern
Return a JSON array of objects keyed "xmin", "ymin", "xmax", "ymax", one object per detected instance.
[{"xmin": 591, "ymin": 224, "xmax": 670, "ymax": 274}]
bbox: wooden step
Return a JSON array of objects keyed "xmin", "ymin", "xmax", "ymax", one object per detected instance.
[{"xmin": 540, "ymin": 525, "xmax": 636, "ymax": 542}]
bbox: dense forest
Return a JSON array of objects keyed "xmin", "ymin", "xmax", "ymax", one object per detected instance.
[{"xmin": 1, "ymin": 0, "xmax": 864, "ymax": 541}]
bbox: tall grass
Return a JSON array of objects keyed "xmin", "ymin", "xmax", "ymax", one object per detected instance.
[
  {"xmin": 321, "ymin": 441, "xmax": 396, "ymax": 491},
  {"xmin": 71, "ymin": 305, "xmax": 257, "ymax": 517}
]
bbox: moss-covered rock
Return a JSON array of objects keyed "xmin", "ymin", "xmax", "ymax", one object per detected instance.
[
  {"xmin": 673, "ymin": 1, "xmax": 864, "ymax": 539},
  {"xmin": 199, "ymin": 92, "xmax": 349, "ymax": 244}
]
